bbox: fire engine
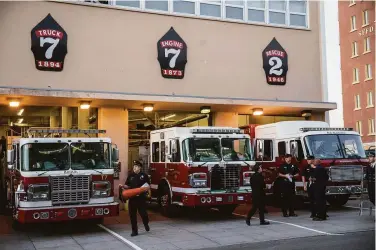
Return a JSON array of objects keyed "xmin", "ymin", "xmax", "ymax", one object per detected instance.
[
  {"xmin": 241, "ymin": 121, "xmax": 368, "ymax": 207},
  {"xmin": 147, "ymin": 126, "xmax": 255, "ymax": 216},
  {"xmin": 4, "ymin": 128, "xmax": 120, "ymax": 225}
]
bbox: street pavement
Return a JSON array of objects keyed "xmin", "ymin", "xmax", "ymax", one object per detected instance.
[
  {"xmin": 0, "ymin": 200, "xmax": 374, "ymax": 250},
  {"xmin": 204, "ymin": 231, "xmax": 375, "ymax": 250}
]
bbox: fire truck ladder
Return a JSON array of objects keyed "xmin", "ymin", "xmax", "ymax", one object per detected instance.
[{"xmin": 26, "ymin": 127, "xmax": 106, "ymax": 138}]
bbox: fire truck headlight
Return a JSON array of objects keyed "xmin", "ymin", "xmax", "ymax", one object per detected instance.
[
  {"xmin": 92, "ymin": 181, "xmax": 111, "ymax": 198},
  {"xmin": 189, "ymin": 173, "xmax": 207, "ymax": 188},
  {"xmin": 27, "ymin": 184, "xmax": 50, "ymax": 201},
  {"xmin": 243, "ymin": 172, "xmax": 252, "ymax": 186}
]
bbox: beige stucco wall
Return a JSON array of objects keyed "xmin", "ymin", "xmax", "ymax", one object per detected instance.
[{"xmin": 0, "ymin": 1, "xmax": 323, "ymax": 104}]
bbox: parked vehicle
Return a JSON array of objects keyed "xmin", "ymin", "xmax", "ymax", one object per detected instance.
[
  {"xmin": 5, "ymin": 128, "xmax": 120, "ymax": 225},
  {"xmin": 241, "ymin": 121, "xmax": 368, "ymax": 207}
]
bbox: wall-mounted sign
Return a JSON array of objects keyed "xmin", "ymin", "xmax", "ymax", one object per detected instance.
[
  {"xmin": 31, "ymin": 14, "xmax": 68, "ymax": 72},
  {"xmin": 157, "ymin": 27, "xmax": 187, "ymax": 79},
  {"xmin": 262, "ymin": 37, "xmax": 288, "ymax": 85},
  {"xmin": 358, "ymin": 25, "xmax": 374, "ymax": 36}
]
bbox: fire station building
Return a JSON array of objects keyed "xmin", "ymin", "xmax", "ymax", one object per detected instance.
[{"xmin": 0, "ymin": 0, "xmax": 336, "ymax": 186}]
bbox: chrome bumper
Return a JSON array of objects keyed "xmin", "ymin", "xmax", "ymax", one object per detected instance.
[{"xmin": 325, "ymin": 185, "xmax": 364, "ymax": 195}]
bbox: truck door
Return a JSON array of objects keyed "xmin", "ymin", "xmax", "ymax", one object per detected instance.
[
  {"xmin": 166, "ymin": 138, "xmax": 181, "ymax": 187},
  {"xmin": 255, "ymin": 139, "xmax": 276, "ymax": 190}
]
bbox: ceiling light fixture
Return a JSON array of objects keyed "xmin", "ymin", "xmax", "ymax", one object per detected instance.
[
  {"xmin": 79, "ymin": 101, "xmax": 91, "ymax": 110},
  {"xmin": 143, "ymin": 104, "xmax": 154, "ymax": 112},
  {"xmin": 301, "ymin": 110, "xmax": 312, "ymax": 117},
  {"xmin": 17, "ymin": 109, "xmax": 24, "ymax": 116},
  {"xmin": 8, "ymin": 99, "xmax": 20, "ymax": 107},
  {"xmin": 252, "ymin": 108, "xmax": 263, "ymax": 116},
  {"xmin": 200, "ymin": 106, "xmax": 211, "ymax": 114},
  {"xmin": 17, "ymin": 118, "xmax": 23, "ymax": 124}
]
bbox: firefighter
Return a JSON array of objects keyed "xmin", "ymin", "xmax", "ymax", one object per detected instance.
[
  {"xmin": 278, "ymin": 154, "xmax": 299, "ymax": 217},
  {"xmin": 365, "ymin": 152, "xmax": 375, "ymax": 206},
  {"xmin": 119, "ymin": 160, "xmax": 150, "ymax": 237},
  {"xmin": 246, "ymin": 163, "xmax": 270, "ymax": 226},
  {"xmin": 311, "ymin": 158, "xmax": 329, "ymax": 221},
  {"xmin": 302, "ymin": 155, "xmax": 316, "ymax": 218}
]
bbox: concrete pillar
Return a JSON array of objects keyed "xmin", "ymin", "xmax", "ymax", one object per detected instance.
[
  {"xmin": 49, "ymin": 116, "xmax": 59, "ymax": 128},
  {"xmin": 98, "ymin": 107, "xmax": 128, "ymax": 197},
  {"xmin": 61, "ymin": 107, "xmax": 73, "ymax": 129},
  {"xmin": 213, "ymin": 112, "xmax": 239, "ymax": 128},
  {"xmin": 78, "ymin": 109, "xmax": 90, "ymax": 129}
]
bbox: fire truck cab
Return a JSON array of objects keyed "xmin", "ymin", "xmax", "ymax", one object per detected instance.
[
  {"xmin": 5, "ymin": 128, "xmax": 120, "ymax": 225},
  {"xmin": 148, "ymin": 126, "xmax": 255, "ymax": 216},
  {"xmin": 242, "ymin": 121, "xmax": 368, "ymax": 207}
]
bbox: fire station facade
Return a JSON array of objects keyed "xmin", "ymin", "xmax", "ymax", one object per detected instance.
[{"xmin": 0, "ymin": 0, "xmax": 335, "ymax": 186}]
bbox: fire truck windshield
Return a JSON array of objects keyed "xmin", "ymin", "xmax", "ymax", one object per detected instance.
[
  {"xmin": 21, "ymin": 143, "xmax": 70, "ymax": 171},
  {"xmin": 182, "ymin": 138, "xmax": 221, "ymax": 162},
  {"xmin": 304, "ymin": 134, "xmax": 366, "ymax": 159},
  {"xmin": 221, "ymin": 138, "xmax": 252, "ymax": 161},
  {"xmin": 70, "ymin": 142, "xmax": 111, "ymax": 170},
  {"xmin": 182, "ymin": 137, "xmax": 252, "ymax": 162}
]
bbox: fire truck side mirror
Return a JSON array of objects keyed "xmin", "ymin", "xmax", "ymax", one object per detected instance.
[
  {"xmin": 171, "ymin": 140, "xmax": 178, "ymax": 154},
  {"xmin": 7, "ymin": 149, "xmax": 14, "ymax": 164},
  {"xmin": 256, "ymin": 140, "xmax": 264, "ymax": 159},
  {"xmin": 290, "ymin": 141, "xmax": 298, "ymax": 158},
  {"xmin": 112, "ymin": 148, "xmax": 119, "ymax": 162}
]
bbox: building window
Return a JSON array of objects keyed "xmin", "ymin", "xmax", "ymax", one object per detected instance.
[
  {"xmin": 349, "ymin": 0, "xmax": 356, "ymax": 6},
  {"xmin": 200, "ymin": 0, "xmax": 221, "ymax": 18},
  {"xmin": 362, "ymin": 10, "xmax": 369, "ymax": 26},
  {"xmin": 225, "ymin": 0, "xmax": 244, "ymax": 20},
  {"xmin": 269, "ymin": 0, "xmax": 286, "ymax": 25},
  {"xmin": 351, "ymin": 41, "xmax": 358, "ymax": 57},
  {"xmin": 355, "ymin": 121, "xmax": 362, "ymax": 135},
  {"xmin": 350, "ymin": 16, "xmax": 356, "ymax": 31},
  {"xmin": 289, "ymin": 0, "xmax": 307, "ymax": 27},
  {"xmin": 145, "ymin": 0, "xmax": 168, "ymax": 11},
  {"xmin": 248, "ymin": 0, "xmax": 265, "ymax": 23},
  {"xmin": 173, "ymin": 0, "xmax": 196, "ymax": 14},
  {"xmin": 115, "ymin": 0, "xmax": 140, "ymax": 8},
  {"xmin": 365, "ymin": 64, "xmax": 373, "ymax": 80},
  {"xmin": 369, "ymin": 119, "xmax": 375, "ymax": 135},
  {"xmin": 354, "ymin": 94, "xmax": 361, "ymax": 110},
  {"xmin": 353, "ymin": 68, "xmax": 359, "ymax": 83},
  {"xmin": 364, "ymin": 37, "xmax": 371, "ymax": 53},
  {"xmin": 367, "ymin": 91, "xmax": 374, "ymax": 107}
]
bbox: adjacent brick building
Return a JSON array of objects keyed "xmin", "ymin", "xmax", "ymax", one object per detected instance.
[{"xmin": 338, "ymin": 0, "xmax": 375, "ymax": 149}]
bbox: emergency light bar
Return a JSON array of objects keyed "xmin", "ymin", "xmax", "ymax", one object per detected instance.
[
  {"xmin": 300, "ymin": 127, "xmax": 353, "ymax": 132},
  {"xmin": 27, "ymin": 128, "xmax": 106, "ymax": 134},
  {"xmin": 190, "ymin": 128, "xmax": 241, "ymax": 134}
]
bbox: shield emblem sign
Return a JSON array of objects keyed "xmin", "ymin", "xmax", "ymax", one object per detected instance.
[
  {"xmin": 262, "ymin": 38, "xmax": 288, "ymax": 86},
  {"xmin": 157, "ymin": 27, "xmax": 187, "ymax": 79},
  {"xmin": 31, "ymin": 14, "xmax": 68, "ymax": 72}
]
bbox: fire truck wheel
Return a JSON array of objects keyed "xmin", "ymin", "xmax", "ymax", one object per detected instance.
[
  {"xmin": 158, "ymin": 184, "xmax": 176, "ymax": 217},
  {"xmin": 218, "ymin": 205, "xmax": 237, "ymax": 216},
  {"xmin": 326, "ymin": 194, "xmax": 350, "ymax": 208}
]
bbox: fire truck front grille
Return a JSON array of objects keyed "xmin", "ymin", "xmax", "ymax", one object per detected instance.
[
  {"xmin": 329, "ymin": 165, "xmax": 363, "ymax": 181},
  {"xmin": 50, "ymin": 175, "xmax": 90, "ymax": 205},
  {"xmin": 210, "ymin": 164, "xmax": 240, "ymax": 191}
]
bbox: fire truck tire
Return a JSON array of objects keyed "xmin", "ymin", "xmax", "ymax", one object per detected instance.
[
  {"xmin": 218, "ymin": 205, "xmax": 237, "ymax": 215},
  {"xmin": 326, "ymin": 194, "xmax": 350, "ymax": 208},
  {"xmin": 158, "ymin": 183, "xmax": 176, "ymax": 217}
]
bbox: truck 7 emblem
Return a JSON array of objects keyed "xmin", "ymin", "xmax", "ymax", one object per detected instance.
[{"xmin": 101, "ymin": 175, "xmax": 108, "ymax": 181}]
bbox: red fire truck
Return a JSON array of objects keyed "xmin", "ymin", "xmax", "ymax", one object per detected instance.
[
  {"xmin": 241, "ymin": 121, "xmax": 368, "ymax": 207},
  {"xmin": 4, "ymin": 128, "xmax": 120, "ymax": 225},
  {"xmin": 148, "ymin": 127, "xmax": 255, "ymax": 216}
]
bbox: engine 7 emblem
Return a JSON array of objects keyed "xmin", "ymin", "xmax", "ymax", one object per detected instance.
[
  {"xmin": 262, "ymin": 37, "xmax": 288, "ymax": 85},
  {"xmin": 31, "ymin": 13, "xmax": 68, "ymax": 72},
  {"xmin": 157, "ymin": 27, "xmax": 187, "ymax": 79}
]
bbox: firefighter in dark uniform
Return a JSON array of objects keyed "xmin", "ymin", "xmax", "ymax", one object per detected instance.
[
  {"xmin": 311, "ymin": 158, "xmax": 329, "ymax": 221},
  {"xmin": 119, "ymin": 160, "xmax": 150, "ymax": 237},
  {"xmin": 278, "ymin": 154, "xmax": 299, "ymax": 217},
  {"xmin": 302, "ymin": 155, "xmax": 316, "ymax": 218},
  {"xmin": 246, "ymin": 163, "xmax": 270, "ymax": 226},
  {"xmin": 365, "ymin": 152, "xmax": 375, "ymax": 206}
]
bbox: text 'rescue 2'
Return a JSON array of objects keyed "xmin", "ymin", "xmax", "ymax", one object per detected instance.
[
  {"xmin": 157, "ymin": 27, "xmax": 187, "ymax": 79},
  {"xmin": 31, "ymin": 14, "xmax": 68, "ymax": 72},
  {"xmin": 262, "ymin": 38, "xmax": 288, "ymax": 85}
]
